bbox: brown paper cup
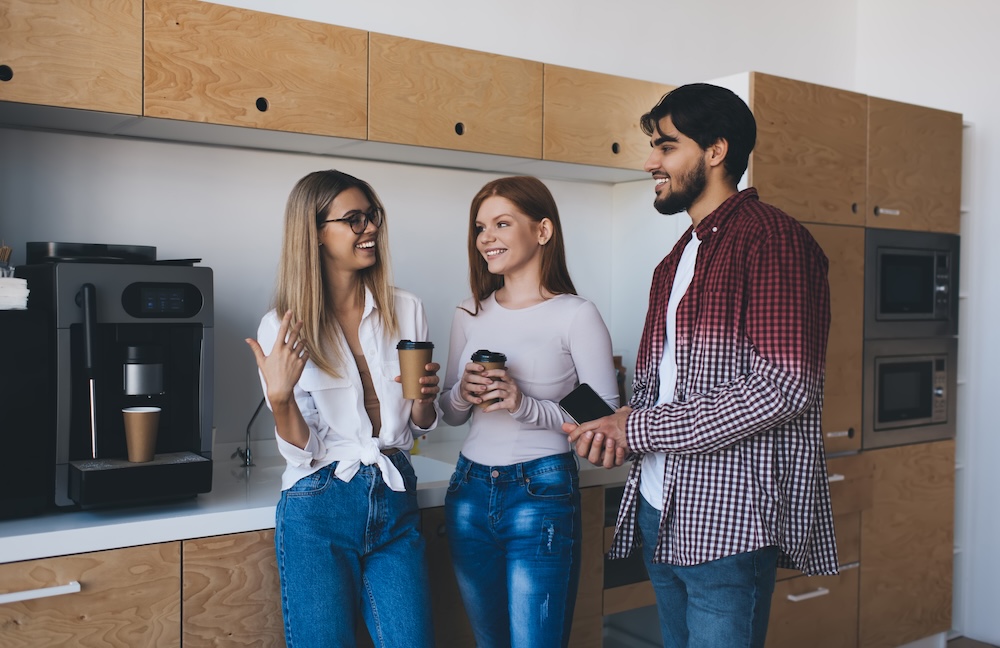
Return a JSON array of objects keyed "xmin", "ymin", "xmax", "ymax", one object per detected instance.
[
  {"xmin": 398, "ymin": 347, "xmax": 434, "ymax": 400},
  {"xmin": 123, "ymin": 406, "xmax": 160, "ymax": 463},
  {"xmin": 478, "ymin": 361, "xmax": 506, "ymax": 408}
]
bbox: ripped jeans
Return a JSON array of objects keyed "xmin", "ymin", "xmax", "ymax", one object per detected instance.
[{"xmin": 445, "ymin": 452, "xmax": 581, "ymax": 648}]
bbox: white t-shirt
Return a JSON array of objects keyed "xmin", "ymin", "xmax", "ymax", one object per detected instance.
[
  {"xmin": 640, "ymin": 231, "xmax": 701, "ymax": 510},
  {"xmin": 256, "ymin": 287, "xmax": 440, "ymax": 492},
  {"xmin": 441, "ymin": 292, "xmax": 619, "ymax": 466}
]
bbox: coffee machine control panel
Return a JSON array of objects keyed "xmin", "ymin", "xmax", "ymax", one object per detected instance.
[{"xmin": 121, "ymin": 282, "xmax": 204, "ymax": 319}]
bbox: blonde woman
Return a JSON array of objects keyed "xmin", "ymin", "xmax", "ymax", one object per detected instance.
[{"xmin": 246, "ymin": 169, "xmax": 439, "ymax": 647}]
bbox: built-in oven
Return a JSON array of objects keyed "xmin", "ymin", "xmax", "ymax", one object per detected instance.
[
  {"xmin": 862, "ymin": 337, "xmax": 957, "ymax": 450},
  {"xmin": 864, "ymin": 228, "xmax": 960, "ymax": 339}
]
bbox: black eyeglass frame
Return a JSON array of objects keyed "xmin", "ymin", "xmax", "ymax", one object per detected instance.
[{"xmin": 320, "ymin": 208, "xmax": 384, "ymax": 235}]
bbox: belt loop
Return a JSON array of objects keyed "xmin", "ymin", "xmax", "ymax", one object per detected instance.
[
  {"xmin": 516, "ymin": 462, "xmax": 525, "ymax": 484},
  {"xmin": 457, "ymin": 453, "xmax": 472, "ymax": 481}
]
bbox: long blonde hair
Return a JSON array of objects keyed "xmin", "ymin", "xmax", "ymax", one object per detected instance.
[{"xmin": 273, "ymin": 170, "xmax": 398, "ymax": 376}]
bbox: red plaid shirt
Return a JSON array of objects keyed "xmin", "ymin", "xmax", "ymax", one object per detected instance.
[{"xmin": 611, "ymin": 188, "xmax": 839, "ymax": 575}]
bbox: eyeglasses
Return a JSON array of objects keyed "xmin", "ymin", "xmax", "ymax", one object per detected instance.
[{"xmin": 321, "ymin": 209, "xmax": 383, "ymax": 235}]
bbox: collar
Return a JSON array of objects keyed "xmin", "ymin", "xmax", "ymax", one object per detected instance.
[{"xmin": 692, "ymin": 188, "xmax": 759, "ymax": 242}]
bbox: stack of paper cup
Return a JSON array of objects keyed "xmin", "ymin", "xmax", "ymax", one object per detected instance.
[{"xmin": 0, "ymin": 277, "xmax": 28, "ymax": 310}]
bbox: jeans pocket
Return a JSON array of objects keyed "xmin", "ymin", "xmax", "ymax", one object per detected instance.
[
  {"xmin": 286, "ymin": 465, "xmax": 334, "ymax": 497},
  {"xmin": 446, "ymin": 469, "xmax": 464, "ymax": 494},
  {"xmin": 525, "ymin": 468, "xmax": 576, "ymax": 501}
]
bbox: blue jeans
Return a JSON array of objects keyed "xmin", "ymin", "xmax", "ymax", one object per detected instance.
[
  {"xmin": 274, "ymin": 453, "xmax": 433, "ymax": 648},
  {"xmin": 445, "ymin": 452, "xmax": 581, "ymax": 648},
  {"xmin": 637, "ymin": 494, "xmax": 778, "ymax": 648}
]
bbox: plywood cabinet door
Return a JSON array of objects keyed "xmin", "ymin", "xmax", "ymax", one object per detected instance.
[
  {"xmin": 859, "ymin": 440, "xmax": 955, "ymax": 648},
  {"xmin": 766, "ymin": 568, "xmax": 859, "ymax": 648},
  {"xmin": 0, "ymin": 0, "xmax": 142, "ymax": 114},
  {"xmin": 750, "ymin": 73, "xmax": 867, "ymax": 227},
  {"xmin": 369, "ymin": 33, "xmax": 543, "ymax": 158},
  {"xmin": 421, "ymin": 506, "xmax": 477, "ymax": 647},
  {"xmin": 0, "ymin": 542, "xmax": 180, "ymax": 647},
  {"xmin": 543, "ymin": 65, "xmax": 674, "ymax": 170},
  {"xmin": 867, "ymin": 98, "xmax": 963, "ymax": 233},
  {"xmin": 182, "ymin": 530, "xmax": 285, "ymax": 647},
  {"xmin": 806, "ymin": 223, "xmax": 864, "ymax": 454},
  {"xmin": 144, "ymin": 0, "xmax": 368, "ymax": 139}
]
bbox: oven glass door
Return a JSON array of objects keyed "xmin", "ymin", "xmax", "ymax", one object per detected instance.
[
  {"xmin": 875, "ymin": 358, "xmax": 934, "ymax": 428},
  {"xmin": 878, "ymin": 250, "xmax": 936, "ymax": 318}
]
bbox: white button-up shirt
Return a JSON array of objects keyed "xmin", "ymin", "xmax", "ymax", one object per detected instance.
[{"xmin": 256, "ymin": 288, "xmax": 440, "ymax": 492}]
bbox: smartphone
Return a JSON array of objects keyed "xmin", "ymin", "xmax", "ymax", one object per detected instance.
[{"xmin": 559, "ymin": 383, "xmax": 615, "ymax": 424}]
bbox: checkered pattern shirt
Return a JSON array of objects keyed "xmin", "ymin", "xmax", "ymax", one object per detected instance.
[{"xmin": 610, "ymin": 188, "xmax": 839, "ymax": 575}]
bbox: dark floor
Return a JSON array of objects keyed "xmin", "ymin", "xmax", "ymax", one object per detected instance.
[{"xmin": 949, "ymin": 637, "xmax": 999, "ymax": 648}]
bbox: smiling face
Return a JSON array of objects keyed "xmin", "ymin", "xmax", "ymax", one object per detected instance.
[
  {"xmin": 474, "ymin": 195, "xmax": 550, "ymax": 279},
  {"xmin": 318, "ymin": 186, "xmax": 380, "ymax": 275},
  {"xmin": 643, "ymin": 115, "xmax": 710, "ymax": 216}
]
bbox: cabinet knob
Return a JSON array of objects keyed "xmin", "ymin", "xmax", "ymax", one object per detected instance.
[
  {"xmin": 256, "ymin": 97, "xmax": 269, "ymax": 112},
  {"xmin": 0, "ymin": 65, "xmax": 12, "ymax": 82},
  {"xmin": 851, "ymin": 202, "xmax": 858, "ymax": 214},
  {"xmin": 454, "ymin": 122, "xmax": 465, "ymax": 136},
  {"xmin": 611, "ymin": 142, "xmax": 620, "ymax": 154}
]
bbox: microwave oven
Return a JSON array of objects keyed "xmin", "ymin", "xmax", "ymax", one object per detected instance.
[
  {"xmin": 862, "ymin": 337, "xmax": 956, "ymax": 450},
  {"xmin": 864, "ymin": 228, "xmax": 960, "ymax": 339}
]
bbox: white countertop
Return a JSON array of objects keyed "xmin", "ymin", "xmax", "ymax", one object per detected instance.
[{"xmin": 0, "ymin": 440, "xmax": 628, "ymax": 565}]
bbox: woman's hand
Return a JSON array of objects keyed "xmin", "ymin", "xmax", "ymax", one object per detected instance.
[
  {"xmin": 245, "ymin": 310, "xmax": 308, "ymax": 408},
  {"xmin": 479, "ymin": 367, "xmax": 523, "ymax": 414},
  {"xmin": 397, "ymin": 362, "xmax": 441, "ymax": 429}
]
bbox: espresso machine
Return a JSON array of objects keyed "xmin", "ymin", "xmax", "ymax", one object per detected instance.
[{"xmin": 16, "ymin": 242, "xmax": 214, "ymax": 508}]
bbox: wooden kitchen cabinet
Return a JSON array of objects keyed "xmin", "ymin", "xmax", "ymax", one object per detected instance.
[
  {"xmin": 867, "ymin": 97, "xmax": 963, "ymax": 234},
  {"xmin": 806, "ymin": 223, "xmax": 864, "ymax": 455},
  {"xmin": 143, "ymin": 0, "xmax": 368, "ymax": 139},
  {"xmin": 543, "ymin": 65, "xmax": 674, "ymax": 170},
  {"xmin": 859, "ymin": 439, "xmax": 955, "ymax": 648},
  {"xmin": 749, "ymin": 73, "xmax": 867, "ymax": 227},
  {"xmin": 766, "ymin": 567, "xmax": 859, "ymax": 648},
  {"xmin": 0, "ymin": 542, "xmax": 180, "ymax": 647},
  {"xmin": 182, "ymin": 530, "xmax": 285, "ymax": 647},
  {"xmin": 369, "ymin": 33, "xmax": 543, "ymax": 159},
  {"xmin": 0, "ymin": 0, "xmax": 142, "ymax": 115}
]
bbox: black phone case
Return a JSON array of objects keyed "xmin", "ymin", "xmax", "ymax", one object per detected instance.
[{"xmin": 559, "ymin": 383, "xmax": 615, "ymax": 424}]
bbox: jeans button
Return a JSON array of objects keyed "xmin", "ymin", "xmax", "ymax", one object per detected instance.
[{"xmin": 491, "ymin": 470, "xmax": 500, "ymax": 478}]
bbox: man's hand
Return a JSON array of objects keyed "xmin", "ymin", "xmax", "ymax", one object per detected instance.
[{"xmin": 561, "ymin": 406, "xmax": 632, "ymax": 468}]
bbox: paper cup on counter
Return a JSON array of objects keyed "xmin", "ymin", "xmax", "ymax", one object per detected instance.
[
  {"xmin": 123, "ymin": 406, "xmax": 160, "ymax": 462},
  {"xmin": 397, "ymin": 340, "xmax": 434, "ymax": 400}
]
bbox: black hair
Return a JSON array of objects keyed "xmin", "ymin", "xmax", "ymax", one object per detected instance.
[{"xmin": 640, "ymin": 83, "xmax": 756, "ymax": 183}]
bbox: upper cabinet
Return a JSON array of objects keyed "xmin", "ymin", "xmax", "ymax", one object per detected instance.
[
  {"xmin": 0, "ymin": 0, "xmax": 142, "ymax": 115},
  {"xmin": 143, "ymin": 0, "xmax": 368, "ymax": 139},
  {"xmin": 867, "ymin": 97, "xmax": 963, "ymax": 234},
  {"xmin": 749, "ymin": 73, "xmax": 867, "ymax": 227},
  {"xmin": 543, "ymin": 65, "xmax": 674, "ymax": 170},
  {"xmin": 368, "ymin": 33, "xmax": 543, "ymax": 159}
]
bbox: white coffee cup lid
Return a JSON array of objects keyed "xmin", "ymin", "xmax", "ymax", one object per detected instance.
[{"xmin": 123, "ymin": 406, "xmax": 162, "ymax": 413}]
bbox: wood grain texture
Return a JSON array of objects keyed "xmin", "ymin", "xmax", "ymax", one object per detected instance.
[
  {"xmin": 867, "ymin": 97, "xmax": 962, "ymax": 233},
  {"xmin": 859, "ymin": 440, "xmax": 955, "ymax": 648},
  {"xmin": 0, "ymin": 0, "xmax": 142, "ymax": 114},
  {"xmin": 182, "ymin": 530, "xmax": 285, "ymax": 647},
  {"xmin": 543, "ymin": 65, "xmax": 674, "ymax": 170},
  {"xmin": 827, "ymin": 452, "xmax": 874, "ymax": 518},
  {"xmin": 569, "ymin": 486, "xmax": 605, "ymax": 648},
  {"xmin": 368, "ymin": 33, "xmax": 543, "ymax": 158},
  {"xmin": 750, "ymin": 73, "xmax": 867, "ymax": 226},
  {"xmin": 0, "ymin": 542, "xmax": 181, "ymax": 647},
  {"xmin": 777, "ymin": 511, "xmax": 861, "ymax": 581},
  {"xmin": 603, "ymin": 581, "xmax": 655, "ymax": 616},
  {"xmin": 806, "ymin": 223, "xmax": 864, "ymax": 455},
  {"xmin": 143, "ymin": 0, "xmax": 367, "ymax": 138},
  {"xmin": 766, "ymin": 567, "xmax": 860, "ymax": 648}
]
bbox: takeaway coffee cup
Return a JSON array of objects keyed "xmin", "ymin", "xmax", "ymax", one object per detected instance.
[
  {"xmin": 471, "ymin": 349, "xmax": 507, "ymax": 408},
  {"xmin": 123, "ymin": 406, "xmax": 161, "ymax": 463},
  {"xmin": 397, "ymin": 340, "xmax": 434, "ymax": 400}
]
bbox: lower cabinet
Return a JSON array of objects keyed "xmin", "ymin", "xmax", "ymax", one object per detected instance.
[
  {"xmin": 0, "ymin": 543, "xmax": 181, "ymax": 647},
  {"xmin": 767, "ymin": 567, "xmax": 860, "ymax": 648}
]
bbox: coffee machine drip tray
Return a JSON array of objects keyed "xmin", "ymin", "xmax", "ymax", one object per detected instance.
[{"xmin": 68, "ymin": 451, "xmax": 212, "ymax": 508}]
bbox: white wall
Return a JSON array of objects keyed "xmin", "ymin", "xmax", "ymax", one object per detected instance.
[{"xmin": 855, "ymin": 2, "xmax": 1000, "ymax": 643}]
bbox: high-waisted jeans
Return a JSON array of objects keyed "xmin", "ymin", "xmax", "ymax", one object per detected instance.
[
  {"xmin": 445, "ymin": 451, "xmax": 582, "ymax": 648},
  {"xmin": 274, "ymin": 452, "xmax": 433, "ymax": 648}
]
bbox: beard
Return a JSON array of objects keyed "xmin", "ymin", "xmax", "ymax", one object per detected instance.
[{"xmin": 653, "ymin": 157, "xmax": 707, "ymax": 215}]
